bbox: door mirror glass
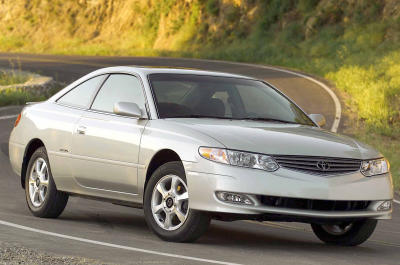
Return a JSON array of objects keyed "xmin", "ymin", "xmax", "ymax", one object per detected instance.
[
  {"xmin": 114, "ymin": 102, "xmax": 142, "ymax": 118},
  {"xmin": 309, "ymin": 114, "xmax": 326, "ymax": 127}
]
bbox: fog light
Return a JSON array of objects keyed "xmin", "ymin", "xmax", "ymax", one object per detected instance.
[
  {"xmin": 377, "ymin": 200, "xmax": 392, "ymax": 211},
  {"xmin": 216, "ymin": 191, "xmax": 253, "ymax": 205}
]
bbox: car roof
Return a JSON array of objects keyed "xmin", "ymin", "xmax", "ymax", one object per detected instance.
[
  {"xmin": 47, "ymin": 65, "xmax": 257, "ymax": 104},
  {"xmin": 94, "ymin": 66, "xmax": 254, "ymax": 80}
]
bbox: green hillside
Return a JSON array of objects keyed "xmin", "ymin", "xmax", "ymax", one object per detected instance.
[{"xmin": 0, "ymin": 0, "xmax": 399, "ymax": 189}]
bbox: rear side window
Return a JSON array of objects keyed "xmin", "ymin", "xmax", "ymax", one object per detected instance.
[
  {"xmin": 91, "ymin": 74, "xmax": 146, "ymax": 114},
  {"xmin": 57, "ymin": 75, "xmax": 105, "ymax": 108}
]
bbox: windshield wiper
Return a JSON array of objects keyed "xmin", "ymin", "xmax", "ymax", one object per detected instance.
[
  {"xmin": 171, "ymin": 114, "xmax": 239, "ymax": 120},
  {"xmin": 241, "ymin": 117, "xmax": 299, "ymax": 124},
  {"xmin": 169, "ymin": 115, "xmax": 298, "ymax": 123}
]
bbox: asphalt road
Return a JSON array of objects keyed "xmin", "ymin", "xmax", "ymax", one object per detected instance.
[{"xmin": 0, "ymin": 53, "xmax": 399, "ymax": 265}]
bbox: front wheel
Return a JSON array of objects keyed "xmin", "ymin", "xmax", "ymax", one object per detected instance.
[
  {"xmin": 311, "ymin": 219, "xmax": 377, "ymax": 246},
  {"xmin": 144, "ymin": 161, "xmax": 210, "ymax": 242}
]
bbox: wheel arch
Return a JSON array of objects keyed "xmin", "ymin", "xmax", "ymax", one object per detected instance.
[
  {"xmin": 144, "ymin": 149, "xmax": 182, "ymax": 195},
  {"xmin": 21, "ymin": 138, "xmax": 46, "ymax": 189}
]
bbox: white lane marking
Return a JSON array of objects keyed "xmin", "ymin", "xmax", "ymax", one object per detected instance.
[
  {"xmin": 0, "ymin": 220, "xmax": 240, "ymax": 265},
  {"xmin": 394, "ymin": 199, "xmax": 400, "ymax": 205},
  {"xmin": 0, "ymin": 114, "xmax": 18, "ymax": 120},
  {"xmin": 172, "ymin": 57, "xmax": 342, "ymax": 133}
]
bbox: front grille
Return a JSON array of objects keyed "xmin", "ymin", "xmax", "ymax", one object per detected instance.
[
  {"xmin": 260, "ymin": 195, "xmax": 370, "ymax": 212},
  {"xmin": 273, "ymin": 155, "xmax": 361, "ymax": 176}
]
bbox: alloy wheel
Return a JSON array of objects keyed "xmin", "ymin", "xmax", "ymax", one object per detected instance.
[
  {"xmin": 28, "ymin": 157, "xmax": 49, "ymax": 207},
  {"xmin": 151, "ymin": 174, "xmax": 189, "ymax": 231},
  {"xmin": 321, "ymin": 223, "xmax": 354, "ymax": 235}
]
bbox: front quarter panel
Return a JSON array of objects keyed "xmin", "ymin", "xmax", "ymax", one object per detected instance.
[{"xmin": 138, "ymin": 119, "xmax": 225, "ymax": 197}]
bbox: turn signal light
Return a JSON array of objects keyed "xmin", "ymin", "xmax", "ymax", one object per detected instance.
[{"xmin": 14, "ymin": 113, "xmax": 21, "ymax": 127}]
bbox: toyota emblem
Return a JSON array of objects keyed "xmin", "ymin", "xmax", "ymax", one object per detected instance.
[{"xmin": 316, "ymin": 161, "xmax": 330, "ymax": 171}]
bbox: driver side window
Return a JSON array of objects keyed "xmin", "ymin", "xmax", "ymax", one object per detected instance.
[{"xmin": 91, "ymin": 74, "xmax": 146, "ymax": 114}]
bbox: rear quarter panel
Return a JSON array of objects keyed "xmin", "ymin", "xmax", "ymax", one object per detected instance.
[{"xmin": 9, "ymin": 102, "xmax": 82, "ymax": 190}]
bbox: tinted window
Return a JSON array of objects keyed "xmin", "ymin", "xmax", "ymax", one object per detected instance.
[
  {"xmin": 149, "ymin": 74, "xmax": 314, "ymax": 126},
  {"xmin": 91, "ymin": 74, "xmax": 145, "ymax": 114},
  {"xmin": 212, "ymin": 91, "xmax": 232, "ymax": 116},
  {"xmin": 236, "ymin": 84, "xmax": 301, "ymax": 121},
  {"xmin": 57, "ymin": 75, "xmax": 104, "ymax": 108},
  {"xmin": 151, "ymin": 81, "xmax": 194, "ymax": 104}
]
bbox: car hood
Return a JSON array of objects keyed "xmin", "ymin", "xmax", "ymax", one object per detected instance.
[{"xmin": 168, "ymin": 119, "xmax": 381, "ymax": 160}]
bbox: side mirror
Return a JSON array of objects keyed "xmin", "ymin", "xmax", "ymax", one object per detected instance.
[
  {"xmin": 113, "ymin": 102, "xmax": 143, "ymax": 118},
  {"xmin": 309, "ymin": 114, "xmax": 326, "ymax": 127}
]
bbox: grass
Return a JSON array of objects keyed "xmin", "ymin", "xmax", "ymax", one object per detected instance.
[
  {"xmin": 0, "ymin": 88, "xmax": 50, "ymax": 107},
  {"xmin": 0, "ymin": 0, "xmax": 398, "ymax": 190},
  {"xmin": 0, "ymin": 70, "xmax": 29, "ymax": 86},
  {"xmin": 0, "ymin": 82, "xmax": 62, "ymax": 107},
  {"xmin": 0, "ymin": 85, "xmax": 62, "ymax": 107},
  {"xmin": 0, "ymin": 65, "xmax": 51, "ymax": 106},
  {"xmin": 0, "ymin": 69, "xmax": 61, "ymax": 106}
]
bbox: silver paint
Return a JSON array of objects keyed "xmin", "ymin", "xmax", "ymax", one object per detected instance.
[{"xmin": 8, "ymin": 67, "xmax": 393, "ymax": 221}]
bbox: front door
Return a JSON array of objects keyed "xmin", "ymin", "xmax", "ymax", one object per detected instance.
[{"xmin": 71, "ymin": 74, "xmax": 148, "ymax": 196}]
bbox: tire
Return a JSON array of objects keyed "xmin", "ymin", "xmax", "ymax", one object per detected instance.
[
  {"xmin": 144, "ymin": 161, "xmax": 211, "ymax": 242},
  {"xmin": 25, "ymin": 146, "xmax": 69, "ymax": 218},
  {"xmin": 311, "ymin": 219, "xmax": 378, "ymax": 246}
]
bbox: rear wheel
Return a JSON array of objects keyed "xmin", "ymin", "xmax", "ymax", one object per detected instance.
[
  {"xmin": 311, "ymin": 219, "xmax": 377, "ymax": 246},
  {"xmin": 144, "ymin": 161, "xmax": 210, "ymax": 242},
  {"xmin": 25, "ymin": 147, "xmax": 69, "ymax": 218}
]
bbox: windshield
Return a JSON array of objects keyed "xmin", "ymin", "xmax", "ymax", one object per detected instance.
[{"xmin": 149, "ymin": 74, "xmax": 315, "ymax": 126}]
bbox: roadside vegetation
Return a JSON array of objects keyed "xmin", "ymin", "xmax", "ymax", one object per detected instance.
[
  {"xmin": 0, "ymin": 68, "xmax": 60, "ymax": 106},
  {"xmin": 0, "ymin": 0, "xmax": 398, "ymax": 189},
  {"xmin": 0, "ymin": 69, "xmax": 29, "ymax": 86},
  {"xmin": 0, "ymin": 88, "xmax": 50, "ymax": 107}
]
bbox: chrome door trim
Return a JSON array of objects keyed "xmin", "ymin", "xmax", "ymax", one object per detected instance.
[{"xmin": 75, "ymin": 182, "xmax": 139, "ymax": 196}]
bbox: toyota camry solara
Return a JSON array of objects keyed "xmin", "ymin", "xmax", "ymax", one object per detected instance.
[{"xmin": 9, "ymin": 67, "xmax": 393, "ymax": 245}]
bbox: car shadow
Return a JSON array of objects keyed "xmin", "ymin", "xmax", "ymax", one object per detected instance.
[
  {"xmin": 197, "ymin": 222, "xmax": 382, "ymax": 255},
  {"xmin": 56, "ymin": 209, "xmax": 383, "ymax": 256},
  {"xmin": 59, "ymin": 211, "xmax": 148, "ymax": 232}
]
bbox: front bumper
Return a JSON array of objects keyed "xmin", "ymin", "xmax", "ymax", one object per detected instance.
[{"xmin": 184, "ymin": 160, "xmax": 393, "ymax": 220}]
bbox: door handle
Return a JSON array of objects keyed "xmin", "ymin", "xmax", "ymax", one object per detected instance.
[{"xmin": 76, "ymin": 125, "xmax": 87, "ymax": 135}]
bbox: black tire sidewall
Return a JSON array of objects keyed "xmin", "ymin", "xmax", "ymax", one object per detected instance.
[
  {"xmin": 144, "ymin": 161, "xmax": 210, "ymax": 242},
  {"xmin": 311, "ymin": 219, "xmax": 378, "ymax": 246}
]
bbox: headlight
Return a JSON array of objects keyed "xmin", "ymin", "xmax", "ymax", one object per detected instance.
[
  {"xmin": 199, "ymin": 147, "xmax": 279, "ymax": 172},
  {"xmin": 361, "ymin": 158, "xmax": 389, "ymax": 177}
]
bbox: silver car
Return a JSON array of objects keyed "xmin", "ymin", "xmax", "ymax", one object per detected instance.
[{"xmin": 9, "ymin": 67, "xmax": 393, "ymax": 245}]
